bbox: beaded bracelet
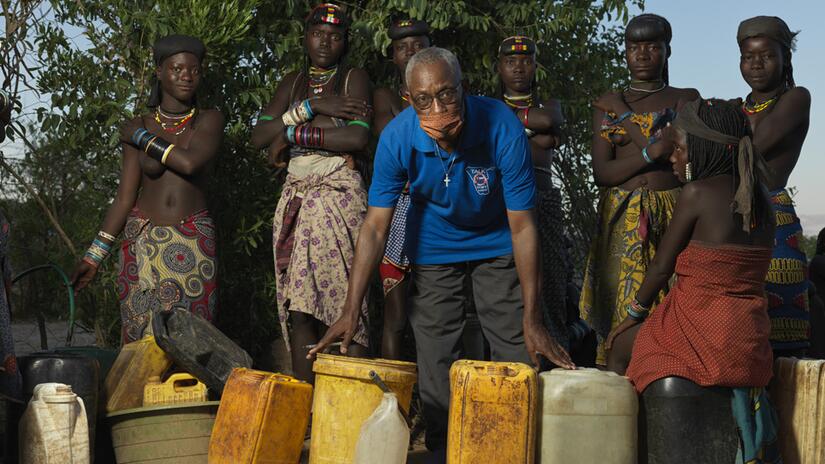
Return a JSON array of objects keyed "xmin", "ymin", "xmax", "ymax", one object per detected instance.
[
  {"xmin": 98, "ymin": 230, "xmax": 117, "ymax": 242},
  {"xmin": 641, "ymin": 146, "xmax": 654, "ymax": 164},
  {"xmin": 281, "ymin": 99, "xmax": 316, "ymax": 127},
  {"xmin": 626, "ymin": 298, "xmax": 651, "ymax": 322},
  {"xmin": 84, "ymin": 238, "xmax": 113, "ymax": 268}
]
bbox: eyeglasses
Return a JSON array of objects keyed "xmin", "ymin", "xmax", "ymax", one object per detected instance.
[{"xmin": 410, "ymin": 85, "xmax": 461, "ymax": 110}]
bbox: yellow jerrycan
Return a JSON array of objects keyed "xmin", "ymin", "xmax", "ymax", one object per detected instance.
[
  {"xmin": 770, "ymin": 357, "xmax": 825, "ymax": 464},
  {"xmin": 143, "ymin": 373, "xmax": 208, "ymax": 407},
  {"xmin": 447, "ymin": 360, "xmax": 537, "ymax": 464},
  {"xmin": 538, "ymin": 368, "xmax": 637, "ymax": 464},
  {"xmin": 309, "ymin": 354, "xmax": 417, "ymax": 464},
  {"xmin": 209, "ymin": 368, "xmax": 313, "ymax": 463},
  {"xmin": 104, "ymin": 335, "xmax": 173, "ymax": 413}
]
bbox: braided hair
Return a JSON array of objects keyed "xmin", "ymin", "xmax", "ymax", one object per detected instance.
[
  {"xmin": 687, "ymin": 99, "xmax": 771, "ymax": 228},
  {"xmin": 625, "ymin": 14, "xmax": 672, "ymax": 85}
]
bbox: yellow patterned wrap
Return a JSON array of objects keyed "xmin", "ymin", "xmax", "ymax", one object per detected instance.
[{"xmin": 579, "ymin": 186, "xmax": 680, "ymax": 365}]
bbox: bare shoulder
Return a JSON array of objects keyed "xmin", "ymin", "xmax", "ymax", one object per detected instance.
[
  {"xmin": 373, "ymin": 87, "xmax": 395, "ymax": 100},
  {"xmin": 781, "ymin": 86, "xmax": 811, "ymax": 106},
  {"xmin": 676, "ymin": 180, "xmax": 705, "ymax": 206},
  {"xmin": 669, "ymin": 86, "xmax": 700, "ymax": 101},
  {"xmin": 196, "ymin": 108, "xmax": 225, "ymax": 125},
  {"xmin": 347, "ymin": 67, "xmax": 371, "ymax": 83}
]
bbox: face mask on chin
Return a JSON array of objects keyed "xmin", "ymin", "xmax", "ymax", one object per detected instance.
[{"xmin": 418, "ymin": 105, "xmax": 464, "ymax": 142}]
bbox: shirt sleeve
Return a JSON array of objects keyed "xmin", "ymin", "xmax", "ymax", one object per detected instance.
[
  {"xmin": 368, "ymin": 132, "xmax": 408, "ymax": 208},
  {"xmin": 497, "ymin": 131, "xmax": 536, "ymax": 211}
]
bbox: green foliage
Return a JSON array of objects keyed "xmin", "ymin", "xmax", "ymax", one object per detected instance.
[{"xmin": 5, "ymin": 0, "xmax": 640, "ymax": 356}]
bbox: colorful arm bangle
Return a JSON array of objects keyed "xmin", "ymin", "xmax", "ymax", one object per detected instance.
[
  {"xmin": 258, "ymin": 115, "xmax": 275, "ymax": 122},
  {"xmin": 97, "ymin": 230, "xmax": 117, "ymax": 242},
  {"xmin": 627, "ymin": 298, "xmax": 651, "ymax": 322},
  {"xmin": 285, "ymin": 125, "xmax": 296, "ymax": 144},
  {"xmin": 641, "ymin": 146, "xmax": 654, "ymax": 164},
  {"xmin": 160, "ymin": 144, "xmax": 175, "ymax": 165},
  {"xmin": 131, "ymin": 128, "xmax": 154, "ymax": 148},
  {"xmin": 303, "ymin": 99, "xmax": 315, "ymax": 119},
  {"xmin": 347, "ymin": 120, "xmax": 370, "ymax": 130},
  {"xmin": 144, "ymin": 135, "xmax": 173, "ymax": 163}
]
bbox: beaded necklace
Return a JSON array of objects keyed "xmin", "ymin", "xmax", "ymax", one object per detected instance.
[
  {"xmin": 503, "ymin": 93, "xmax": 533, "ymax": 110},
  {"xmin": 742, "ymin": 95, "xmax": 777, "ymax": 115},
  {"xmin": 155, "ymin": 107, "xmax": 196, "ymax": 135},
  {"xmin": 309, "ymin": 65, "xmax": 338, "ymax": 94}
]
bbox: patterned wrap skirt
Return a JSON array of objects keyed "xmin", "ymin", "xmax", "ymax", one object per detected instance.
[
  {"xmin": 379, "ymin": 191, "xmax": 411, "ymax": 295},
  {"xmin": 765, "ymin": 189, "xmax": 810, "ymax": 351},
  {"xmin": 579, "ymin": 186, "xmax": 679, "ymax": 365},
  {"xmin": 273, "ymin": 165, "xmax": 369, "ymax": 348},
  {"xmin": 117, "ymin": 208, "xmax": 218, "ymax": 344},
  {"xmin": 536, "ymin": 186, "xmax": 570, "ymax": 349}
]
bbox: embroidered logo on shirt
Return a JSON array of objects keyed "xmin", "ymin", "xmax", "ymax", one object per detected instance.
[{"xmin": 465, "ymin": 167, "xmax": 495, "ymax": 195}]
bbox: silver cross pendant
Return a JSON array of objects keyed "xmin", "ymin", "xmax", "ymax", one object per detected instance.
[{"xmin": 443, "ymin": 175, "xmax": 451, "ymax": 187}]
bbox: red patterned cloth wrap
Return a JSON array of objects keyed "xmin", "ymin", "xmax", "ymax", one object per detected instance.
[
  {"xmin": 379, "ymin": 191, "xmax": 411, "ymax": 295},
  {"xmin": 117, "ymin": 208, "xmax": 218, "ymax": 343},
  {"xmin": 627, "ymin": 242, "xmax": 774, "ymax": 393}
]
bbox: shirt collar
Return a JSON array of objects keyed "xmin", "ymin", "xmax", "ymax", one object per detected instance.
[{"xmin": 410, "ymin": 95, "xmax": 485, "ymax": 153}]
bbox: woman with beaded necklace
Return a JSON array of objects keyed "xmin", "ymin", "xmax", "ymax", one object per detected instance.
[
  {"xmin": 581, "ymin": 14, "xmax": 699, "ymax": 373},
  {"xmin": 737, "ymin": 16, "xmax": 811, "ymax": 358},
  {"xmin": 495, "ymin": 36, "xmax": 575, "ymax": 353},
  {"xmin": 71, "ymin": 35, "xmax": 224, "ymax": 344},
  {"xmin": 251, "ymin": 3, "xmax": 372, "ymax": 383}
]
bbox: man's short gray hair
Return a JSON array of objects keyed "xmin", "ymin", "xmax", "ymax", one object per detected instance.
[{"xmin": 405, "ymin": 47, "xmax": 462, "ymax": 86}]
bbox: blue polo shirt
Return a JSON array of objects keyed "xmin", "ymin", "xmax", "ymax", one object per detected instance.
[{"xmin": 369, "ymin": 95, "xmax": 535, "ymax": 265}]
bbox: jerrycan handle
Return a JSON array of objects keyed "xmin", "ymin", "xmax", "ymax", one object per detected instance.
[
  {"xmin": 369, "ymin": 371, "xmax": 411, "ymax": 428},
  {"xmin": 168, "ymin": 373, "xmax": 202, "ymax": 392}
]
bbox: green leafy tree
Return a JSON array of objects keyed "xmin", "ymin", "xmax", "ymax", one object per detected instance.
[{"xmin": 4, "ymin": 0, "xmax": 641, "ymax": 358}]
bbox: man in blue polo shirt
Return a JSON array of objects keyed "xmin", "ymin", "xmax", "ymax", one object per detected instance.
[{"xmin": 310, "ymin": 47, "xmax": 574, "ymax": 457}]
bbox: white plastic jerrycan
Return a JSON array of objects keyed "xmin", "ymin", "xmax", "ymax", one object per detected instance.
[
  {"xmin": 19, "ymin": 383, "xmax": 90, "ymax": 464},
  {"xmin": 353, "ymin": 392, "xmax": 409, "ymax": 464},
  {"xmin": 538, "ymin": 368, "xmax": 637, "ymax": 464}
]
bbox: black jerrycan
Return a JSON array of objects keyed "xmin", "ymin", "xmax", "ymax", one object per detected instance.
[{"xmin": 640, "ymin": 376, "xmax": 739, "ymax": 464}]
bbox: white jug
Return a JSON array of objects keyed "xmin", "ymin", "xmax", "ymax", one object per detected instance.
[
  {"xmin": 538, "ymin": 368, "xmax": 637, "ymax": 464},
  {"xmin": 353, "ymin": 392, "xmax": 409, "ymax": 464},
  {"xmin": 19, "ymin": 382, "xmax": 90, "ymax": 464}
]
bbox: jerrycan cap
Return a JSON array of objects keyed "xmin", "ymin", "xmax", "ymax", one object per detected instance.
[{"xmin": 37, "ymin": 383, "xmax": 78, "ymax": 403}]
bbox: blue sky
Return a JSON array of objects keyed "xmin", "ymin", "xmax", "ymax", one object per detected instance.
[{"xmin": 632, "ymin": 0, "xmax": 825, "ymax": 235}]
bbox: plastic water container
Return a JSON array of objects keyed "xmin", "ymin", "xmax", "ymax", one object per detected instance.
[
  {"xmin": 152, "ymin": 307, "xmax": 252, "ymax": 395},
  {"xmin": 309, "ymin": 354, "xmax": 417, "ymax": 464},
  {"xmin": 209, "ymin": 368, "xmax": 312, "ymax": 463},
  {"xmin": 640, "ymin": 377, "xmax": 737, "ymax": 464},
  {"xmin": 143, "ymin": 373, "xmax": 207, "ymax": 407},
  {"xmin": 447, "ymin": 360, "xmax": 537, "ymax": 464},
  {"xmin": 353, "ymin": 392, "xmax": 409, "ymax": 464},
  {"xmin": 16, "ymin": 353, "xmax": 99, "ymax": 462},
  {"xmin": 771, "ymin": 357, "xmax": 825, "ymax": 464},
  {"xmin": 538, "ymin": 368, "xmax": 637, "ymax": 464},
  {"xmin": 19, "ymin": 383, "xmax": 89, "ymax": 464},
  {"xmin": 104, "ymin": 336, "xmax": 172, "ymax": 413}
]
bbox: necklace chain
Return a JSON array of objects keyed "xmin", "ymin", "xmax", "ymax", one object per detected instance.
[
  {"xmin": 434, "ymin": 143, "xmax": 457, "ymax": 187},
  {"xmin": 627, "ymin": 83, "xmax": 666, "ymax": 94}
]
